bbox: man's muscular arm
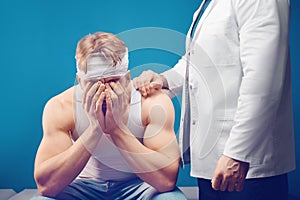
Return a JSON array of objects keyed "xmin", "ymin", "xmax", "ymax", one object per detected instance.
[
  {"xmin": 34, "ymin": 83, "xmax": 104, "ymax": 197},
  {"xmin": 99, "ymin": 81, "xmax": 180, "ymax": 192}
]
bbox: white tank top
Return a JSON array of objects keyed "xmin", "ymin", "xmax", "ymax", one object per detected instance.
[{"xmin": 73, "ymin": 82, "xmax": 145, "ymax": 181}]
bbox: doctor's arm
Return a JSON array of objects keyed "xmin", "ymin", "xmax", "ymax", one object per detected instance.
[{"xmin": 212, "ymin": 0, "xmax": 290, "ymax": 192}]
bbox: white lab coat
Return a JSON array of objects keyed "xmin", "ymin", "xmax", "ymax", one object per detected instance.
[{"xmin": 163, "ymin": 0, "xmax": 295, "ymax": 179}]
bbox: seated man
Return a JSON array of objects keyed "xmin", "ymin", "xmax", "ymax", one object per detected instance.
[{"xmin": 32, "ymin": 32, "xmax": 186, "ymax": 200}]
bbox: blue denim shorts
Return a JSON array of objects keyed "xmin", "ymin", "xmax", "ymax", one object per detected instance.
[{"xmin": 31, "ymin": 177, "xmax": 187, "ymax": 200}]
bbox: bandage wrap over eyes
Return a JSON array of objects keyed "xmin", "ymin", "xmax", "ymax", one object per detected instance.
[{"xmin": 77, "ymin": 49, "xmax": 128, "ymax": 80}]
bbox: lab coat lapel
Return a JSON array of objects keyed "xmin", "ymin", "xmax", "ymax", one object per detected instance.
[
  {"xmin": 180, "ymin": 0, "xmax": 218, "ymax": 167},
  {"xmin": 191, "ymin": 0, "xmax": 217, "ymax": 48}
]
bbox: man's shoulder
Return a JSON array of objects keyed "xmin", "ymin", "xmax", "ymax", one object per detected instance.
[
  {"xmin": 140, "ymin": 90, "xmax": 175, "ymax": 127},
  {"xmin": 42, "ymin": 86, "xmax": 75, "ymax": 132},
  {"xmin": 141, "ymin": 90, "xmax": 172, "ymax": 105},
  {"xmin": 44, "ymin": 86, "xmax": 74, "ymax": 115},
  {"xmin": 140, "ymin": 90, "xmax": 174, "ymax": 119}
]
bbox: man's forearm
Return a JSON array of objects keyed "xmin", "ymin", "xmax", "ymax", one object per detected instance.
[
  {"xmin": 110, "ymin": 127, "xmax": 180, "ymax": 192},
  {"xmin": 35, "ymin": 126, "xmax": 102, "ymax": 197}
]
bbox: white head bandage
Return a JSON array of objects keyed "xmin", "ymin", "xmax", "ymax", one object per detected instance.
[{"xmin": 77, "ymin": 48, "xmax": 128, "ymax": 80}]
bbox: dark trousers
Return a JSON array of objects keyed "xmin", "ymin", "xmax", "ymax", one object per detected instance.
[{"xmin": 198, "ymin": 173, "xmax": 288, "ymax": 200}]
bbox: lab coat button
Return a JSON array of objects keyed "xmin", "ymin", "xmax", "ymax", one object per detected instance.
[{"xmin": 192, "ymin": 120, "xmax": 196, "ymax": 125}]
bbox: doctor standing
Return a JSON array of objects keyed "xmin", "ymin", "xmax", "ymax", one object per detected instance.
[{"xmin": 133, "ymin": 0, "xmax": 295, "ymax": 199}]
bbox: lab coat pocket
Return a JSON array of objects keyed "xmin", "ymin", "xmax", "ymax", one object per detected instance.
[{"xmin": 195, "ymin": 109, "xmax": 236, "ymax": 159}]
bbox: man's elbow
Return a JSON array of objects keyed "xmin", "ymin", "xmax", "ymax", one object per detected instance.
[
  {"xmin": 156, "ymin": 161, "xmax": 180, "ymax": 192},
  {"xmin": 156, "ymin": 178, "xmax": 177, "ymax": 193},
  {"xmin": 34, "ymin": 174, "xmax": 59, "ymax": 198},
  {"xmin": 37, "ymin": 185, "xmax": 57, "ymax": 198}
]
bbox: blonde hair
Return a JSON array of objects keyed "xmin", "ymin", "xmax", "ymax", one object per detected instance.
[{"xmin": 75, "ymin": 32, "xmax": 127, "ymax": 73}]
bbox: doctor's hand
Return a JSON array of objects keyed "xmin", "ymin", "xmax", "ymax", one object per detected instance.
[
  {"xmin": 211, "ymin": 155, "xmax": 249, "ymax": 192},
  {"xmin": 133, "ymin": 70, "xmax": 166, "ymax": 97}
]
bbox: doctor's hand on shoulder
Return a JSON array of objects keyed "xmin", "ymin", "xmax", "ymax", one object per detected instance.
[{"xmin": 133, "ymin": 70, "xmax": 166, "ymax": 97}]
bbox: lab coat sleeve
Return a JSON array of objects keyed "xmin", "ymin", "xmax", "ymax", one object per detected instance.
[
  {"xmin": 223, "ymin": 0, "xmax": 290, "ymax": 163},
  {"xmin": 161, "ymin": 54, "xmax": 187, "ymax": 98}
]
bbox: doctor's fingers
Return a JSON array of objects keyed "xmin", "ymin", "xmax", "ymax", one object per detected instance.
[
  {"xmin": 141, "ymin": 80, "xmax": 163, "ymax": 96},
  {"xmin": 138, "ymin": 87, "xmax": 148, "ymax": 97},
  {"xmin": 217, "ymin": 173, "xmax": 236, "ymax": 192},
  {"xmin": 133, "ymin": 73, "xmax": 154, "ymax": 92},
  {"xmin": 132, "ymin": 72, "xmax": 151, "ymax": 89},
  {"xmin": 144, "ymin": 84, "xmax": 153, "ymax": 96},
  {"xmin": 219, "ymin": 164, "xmax": 244, "ymax": 192},
  {"xmin": 235, "ymin": 164, "xmax": 249, "ymax": 191},
  {"xmin": 227, "ymin": 165, "xmax": 247, "ymax": 192},
  {"xmin": 227, "ymin": 178, "xmax": 238, "ymax": 192},
  {"xmin": 234, "ymin": 177, "xmax": 246, "ymax": 192},
  {"xmin": 133, "ymin": 80, "xmax": 149, "ymax": 97},
  {"xmin": 138, "ymin": 83, "xmax": 157, "ymax": 97},
  {"xmin": 145, "ymin": 82, "xmax": 163, "ymax": 95},
  {"xmin": 219, "ymin": 177, "xmax": 229, "ymax": 191},
  {"xmin": 211, "ymin": 175, "xmax": 222, "ymax": 191}
]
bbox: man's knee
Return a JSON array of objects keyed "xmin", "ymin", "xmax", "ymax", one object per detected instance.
[
  {"xmin": 152, "ymin": 187, "xmax": 187, "ymax": 200},
  {"xmin": 31, "ymin": 196, "xmax": 56, "ymax": 200}
]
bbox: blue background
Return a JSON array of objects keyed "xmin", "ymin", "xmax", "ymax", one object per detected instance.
[{"xmin": 0, "ymin": 0, "xmax": 299, "ymax": 197}]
